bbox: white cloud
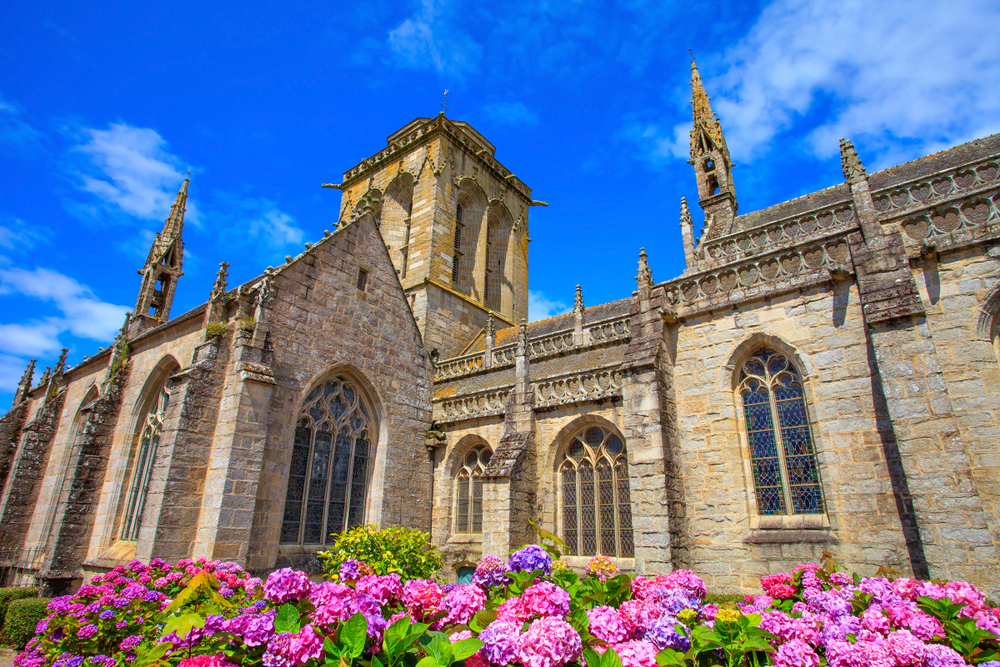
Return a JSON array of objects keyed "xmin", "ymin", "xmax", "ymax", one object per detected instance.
[
  {"xmin": 250, "ymin": 208, "xmax": 305, "ymax": 247},
  {"xmin": 0, "ymin": 353, "xmax": 33, "ymax": 394},
  {"xmin": 388, "ymin": 0, "xmax": 482, "ymax": 75},
  {"xmin": 640, "ymin": 0, "xmax": 1000, "ymax": 167},
  {"xmin": 481, "ymin": 102, "xmax": 539, "ymax": 127},
  {"xmin": 528, "ymin": 290, "xmax": 570, "ymax": 321},
  {"xmin": 72, "ymin": 122, "xmax": 199, "ymax": 223},
  {"xmin": 0, "ymin": 267, "xmax": 129, "ymax": 343},
  {"xmin": 0, "ymin": 93, "xmax": 45, "ymax": 154},
  {"xmin": 0, "ymin": 218, "xmax": 48, "ymax": 253}
]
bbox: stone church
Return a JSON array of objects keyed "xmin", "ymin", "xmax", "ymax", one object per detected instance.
[{"xmin": 2, "ymin": 61, "xmax": 1000, "ymax": 597}]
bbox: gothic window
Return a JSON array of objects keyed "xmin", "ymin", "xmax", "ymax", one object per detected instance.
[
  {"xmin": 120, "ymin": 382, "xmax": 170, "ymax": 541},
  {"xmin": 382, "ymin": 175, "xmax": 413, "ymax": 278},
  {"xmin": 452, "ymin": 206, "xmax": 463, "ymax": 285},
  {"xmin": 281, "ymin": 376, "xmax": 375, "ymax": 545},
  {"xmin": 737, "ymin": 348, "xmax": 824, "ymax": 516},
  {"xmin": 485, "ymin": 204, "xmax": 512, "ymax": 312},
  {"xmin": 455, "ymin": 445, "xmax": 491, "ymax": 533},
  {"xmin": 559, "ymin": 426, "xmax": 634, "ymax": 557}
]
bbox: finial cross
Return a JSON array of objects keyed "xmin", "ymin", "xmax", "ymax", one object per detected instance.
[{"xmin": 441, "ymin": 89, "xmax": 449, "ymax": 113}]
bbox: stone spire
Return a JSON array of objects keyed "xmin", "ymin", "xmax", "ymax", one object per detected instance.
[
  {"xmin": 840, "ymin": 138, "xmax": 867, "ymax": 185},
  {"xmin": 12, "ymin": 359, "xmax": 35, "ymax": 407},
  {"xmin": 679, "ymin": 197, "xmax": 696, "ymax": 269},
  {"xmin": 485, "ymin": 312, "xmax": 496, "ymax": 339},
  {"xmin": 689, "ymin": 57, "xmax": 737, "ymax": 240},
  {"xmin": 573, "ymin": 285, "xmax": 585, "ymax": 314},
  {"xmin": 46, "ymin": 348, "xmax": 68, "ymax": 402},
  {"xmin": 637, "ymin": 248, "xmax": 654, "ymax": 288},
  {"xmin": 132, "ymin": 178, "xmax": 188, "ymax": 335},
  {"xmin": 205, "ymin": 261, "xmax": 230, "ymax": 325}
]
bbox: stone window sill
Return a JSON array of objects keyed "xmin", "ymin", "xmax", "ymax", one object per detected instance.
[
  {"xmin": 447, "ymin": 534, "xmax": 483, "ymax": 545},
  {"xmin": 278, "ymin": 544, "xmax": 326, "ymax": 556},
  {"xmin": 562, "ymin": 555, "xmax": 636, "ymax": 571},
  {"xmin": 745, "ymin": 513, "xmax": 837, "ymax": 544}
]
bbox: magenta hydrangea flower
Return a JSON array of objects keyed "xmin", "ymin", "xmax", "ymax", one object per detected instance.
[
  {"xmin": 613, "ymin": 641, "xmax": 659, "ymax": 667},
  {"xmin": 587, "ymin": 606, "xmax": 629, "ymax": 644},
  {"xmin": 224, "ymin": 610, "xmax": 276, "ymax": 647},
  {"xmin": 176, "ymin": 656, "xmax": 238, "ymax": 667},
  {"xmin": 402, "ymin": 579, "xmax": 443, "ymax": 620},
  {"xmin": 520, "ymin": 581, "xmax": 571, "ymax": 619},
  {"xmin": 772, "ymin": 639, "xmax": 820, "ymax": 667},
  {"xmin": 356, "ymin": 574, "xmax": 403, "ymax": 606},
  {"xmin": 77, "ymin": 624, "xmax": 98, "ymax": 639},
  {"xmin": 263, "ymin": 567, "xmax": 312, "ymax": 604},
  {"xmin": 480, "ymin": 620, "xmax": 522, "ymax": 666},
  {"xmin": 517, "ymin": 617, "xmax": 582, "ymax": 667},
  {"xmin": 442, "ymin": 584, "xmax": 487, "ymax": 625},
  {"xmin": 497, "ymin": 597, "xmax": 531, "ymax": 624},
  {"xmin": 339, "ymin": 559, "xmax": 362, "ymax": 582},
  {"xmin": 908, "ymin": 611, "xmax": 945, "ymax": 641},
  {"xmin": 119, "ymin": 635, "xmax": 143, "ymax": 652},
  {"xmin": 924, "ymin": 644, "xmax": 966, "ymax": 667},
  {"xmin": 883, "ymin": 630, "xmax": 926, "ymax": 666},
  {"xmin": 657, "ymin": 570, "xmax": 707, "ymax": 601},
  {"xmin": 618, "ymin": 599, "xmax": 661, "ymax": 639},
  {"xmin": 509, "ymin": 545, "xmax": 552, "ymax": 575},
  {"xmin": 262, "ymin": 624, "xmax": 324, "ymax": 667}
]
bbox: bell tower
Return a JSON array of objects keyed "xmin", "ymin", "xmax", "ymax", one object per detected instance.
[
  {"xmin": 332, "ymin": 115, "xmax": 534, "ymax": 358},
  {"xmin": 132, "ymin": 178, "xmax": 187, "ymax": 335},
  {"xmin": 689, "ymin": 58, "xmax": 738, "ymax": 240}
]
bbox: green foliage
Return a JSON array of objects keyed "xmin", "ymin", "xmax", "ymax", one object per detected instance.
[
  {"xmin": 5, "ymin": 597, "xmax": 49, "ymax": 648},
  {"xmin": 204, "ymin": 322, "xmax": 228, "ymax": 338},
  {"xmin": 527, "ymin": 517, "xmax": 568, "ymax": 562},
  {"xmin": 917, "ymin": 596, "xmax": 999, "ymax": 663},
  {"xmin": 584, "ymin": 646, "xmax": 623, "ymax": 667},
  {"xmin": 415, "ymin": 630, "xmax": 483, "ymax": 667},
  {"xmin": 382, "ymin": 615, "xmax": 431, "ymax": 667},
  {"xmin": 656, "ymin": 611, "xmax": 774, "ymax": 667},
  {"xmin": 238, "ymin": 315, "xmax": 257, "ymax": 332},
  {"xmin": 318, "ymin": 524, "xmax": 443, "ymax": 581},
  {"xmin": 0, "ymin": 586, "xmax": 37, "ymax": 630}
]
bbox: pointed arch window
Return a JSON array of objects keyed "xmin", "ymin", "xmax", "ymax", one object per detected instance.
[
  {"xmin": 738, "ymin": 349, "xmax": 824, "ymax": 516},
  {"xmin": 455, "ymin": 445, "xmax": 491, "ymax": 533},
  {"xmin": 559, "ymin": 426, "xmax": 633, "ymax": 557},
  {"xmin": 281, "ymin": 376, "xmax": 375, "ymax": 545},
  {"xmin": 120, "ymin": 382, "xmax": 170, "ymax": 542}
]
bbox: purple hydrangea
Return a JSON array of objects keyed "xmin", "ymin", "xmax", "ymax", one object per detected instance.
[
  {"xmin": 509, "ymin": 545, "xmax": 552, "ymax": 575},
  {"xmin": 77, "ymin": 624, "xmax": 98, "ymax": 640},
  {"xmin": 772, "ymin": 639, "xmax": 820, "ymax": 667},
  {"xmin": 473, "ymin": 555, "xmax": 511, "ymax": 588},
  {"xmin": 646, "ymin": 614, "xmax": 690, "ymax": 651},
  {"xmin": 339, "ymin": 559, "xmax": 362, "ymax": 582},
  {"xmin": 924, "ymin": 644, "xmax": 966, "ymax": 667},
  {"xmin": 480, "ymin": 620, "xmax": 522, "ymax": 666}
]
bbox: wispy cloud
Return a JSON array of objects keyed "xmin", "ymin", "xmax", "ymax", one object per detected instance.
[
  {"xmin": 388, "ymin": 0, "xmax": 482, "ymax": 76},
  {"xmin": 0, "ymin": 217, "xmax": 48, "ymax": 255},
  {"xmin": 71, "ymin": 122, "xmax": 199, "ymax": 223},
  {"xmin": 0, "ymin": 267, "xmax": 129, "ymax": 342},
  {"xmin": 249, "ymin": 206, "xmax": 305, "ymax": 247},
  {"xmin": 0, "ymin": 93, "xmax": 45, "ymax": 155},
  {"xmin": 481, "ymin": 102, "xmax": 539, "ymax": 127},
  {"xmin": 625, "ymin": 0, "xmax": 1000, "ymax": 168},
  {"xmin": 528, "ymin": 290, "xmax": 570, "ymax": 321}
]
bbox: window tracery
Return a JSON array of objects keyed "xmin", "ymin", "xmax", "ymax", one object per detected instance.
[
  {"xmin": 120, "ymin": 382, "xmax": 170, "ymax": 542},
  {"xmin": 281, "ymin": 376, "xmax": 374, "ymax": 545},
  {"xmin": 455, "ymin": 444, "xmax": 491, "ymax": 533},
  {"xmin": 737, "ymin": 348, "xmax": 824, "ymax": 516},
  {"xmin": 559, "ymin": 426, "xmax": 633, "ymax": 557}
]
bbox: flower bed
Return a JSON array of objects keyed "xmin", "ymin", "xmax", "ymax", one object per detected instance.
[{"xmin": 14, "ymin": 547, "xmax": 1000, "ymax": 667}]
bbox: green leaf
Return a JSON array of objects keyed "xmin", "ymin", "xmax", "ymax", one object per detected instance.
[
  {"xmin": 423, "ymin": 631, "xmax": 452, "ymax": 665},
  {"xmin": 601, "ymin": 648, "xmax": 623, "ymax": 667},
  {"xmin": 469, "ymin": 610, "xmax": 497, "ymax": 633},
  {"xmin": 161, "ymin": 613, "xmax": 206, "ymax": 639},
  {"xmin": 343, "ymin": 612, "xmax": 369, "ymax": 658},
  {"xmin": 372, "ymin": 656, "xmax": 385, "ymax": 667},
  {"xmin": 582, "ymin": 648, "xmax": 603, "ymax": 667},
  {"xmin": 655, "ymin": 649, "xmax": 685, "ymax": 667},
  {"xmin": 415, "ymin": 658, "xmax": 439, "ymax": 667},
  {"xmin": 275, "ymin": 603, "xmax": 302, "ymax": 634},
  {"xmin": 452, "ymin": 639, "xmax": 484, "ymax": 662}
]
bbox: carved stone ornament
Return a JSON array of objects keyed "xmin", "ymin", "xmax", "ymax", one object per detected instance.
[{"xmin": 840, "ymin": 138, "xmax": 867, "ymax": 185}]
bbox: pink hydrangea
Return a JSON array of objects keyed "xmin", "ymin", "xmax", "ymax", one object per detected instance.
[
  {"xmin": 177, "ymin": 656, "xmax": 238, "ymax": 667},
  {"xmin": 263, "ymin": 568, "xmax": 311, "ymax": 604},
  {"xmin": 612, "ymin": 641, "xmax": 659, "ymax": 667},
  {"xmin": 496, "ymin": 597, "xmax": 531, "ymax": 624},
  {"xmin": 442, "ymin": 584, "xmax": 487, "ymax": 625},
  {"xmin": 656, "ymin": 570, "xmax": 707, "ymax": 601},
  {"xmin": 517, "ymin": 617, "xmax": 582, "ymax": 667},
  {"xmin": 762, "ymin": 573, "xmax": 794, "ymax": 594},
  {"xmin": 519, "ymin": 582, "xmax": 571, "ymax": 619},
  {"xmin": 772, "ymin": 639, "xmax": 820, "ymax": 667},
  {"xmin": 310, "ymin": 582, "xmax": 358, "ymax": 626},
  {"xmin": 402, "ymin": 579, "xmax": 443, "ymax": 619},
  {"xmin": 739, "ymin": 594, "xmax": 776, "ymax": 614},
  {"xmin": 356, "ymin": 574, "xmax": 403, "ymax": 606},
  {"xmin": 883, "ymin": 630, "xmax": 926, "ymax": 666},
  {"xmin": 862, "ymin": 607, "xmax": 891, "ymax": 635},
  {"xmin": 908, "ymin": 611, "xmax": 945, "ymax": 641},
  {"xmin": 262, "ymin": 624, "xmax": 325, "ymax": 667},
  {"xmin": 771, "ymin": 584, "xmax": 798, "ymax": 600},
  {"xmin": 618, "ymin": 599, "xmax": 662, "ymax": 639},
  {"xmin": 587, "ymin": 606, "xmax": 630, "ymax": 644},
  {"xmin": 758, "ymin": 611, "xmax": 796, "ymax": 641}
]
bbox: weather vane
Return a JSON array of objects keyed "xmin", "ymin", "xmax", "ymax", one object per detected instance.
[{"xmin": 441, "ymin": 89, "xmax": 449, "ymax": 114}]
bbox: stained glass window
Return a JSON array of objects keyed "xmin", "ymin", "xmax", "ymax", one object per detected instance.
[
  {"xmin": 281, "ymin": 376, "xmax": 374, "ymax": 545},
  {"xmin": 455, "ymin": 445, "xmax": 491, "ymax": 533},
  {"xmin": 121, "ymin": 383, "xmax": 170, "ymax": 541},
  {"xmin": 559, "ymin": 426, "xmax": 634, "ymax": 557},
  {"xmin": 738, "ymin": 349, "xmax": 824, "ymax": 516}
]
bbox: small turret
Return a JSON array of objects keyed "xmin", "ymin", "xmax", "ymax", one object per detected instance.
[{"xmin": 11, "ymin": 359, "xmax": 35, "ymax": 407}]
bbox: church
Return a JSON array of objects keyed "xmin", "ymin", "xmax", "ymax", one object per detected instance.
[{"xmin": 2, "ymin": 61, "xmax": 1000, "ymax": 598}]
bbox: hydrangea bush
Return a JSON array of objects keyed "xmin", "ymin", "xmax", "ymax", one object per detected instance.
[{"xmin": 14, "ymin": 546, "xmax": 1000, "ymax": 667}]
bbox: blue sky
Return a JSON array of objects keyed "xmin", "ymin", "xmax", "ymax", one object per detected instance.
[{"xmin": 1, "ymin": 0, "xmax": 999, "ymax": 404}]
